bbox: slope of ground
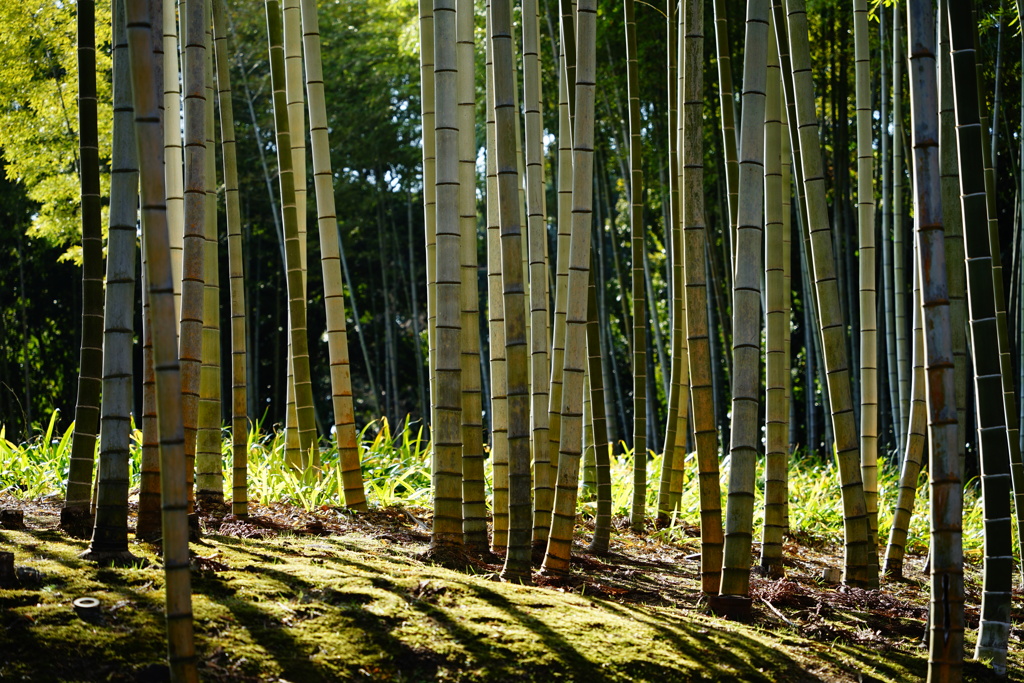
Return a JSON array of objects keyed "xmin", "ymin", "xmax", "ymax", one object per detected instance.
[{"xmin": 0, "ymin": 494, "xmax": 1014, "ymax": 682}]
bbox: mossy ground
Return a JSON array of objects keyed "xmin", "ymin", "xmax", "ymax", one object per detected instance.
[{"xmin": 0, "ymin": 496, "xmax": 1017, "ymax": 682}]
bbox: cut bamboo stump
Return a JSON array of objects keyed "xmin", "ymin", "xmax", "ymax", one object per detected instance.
[
  {"xmin": 1, "ymin": 509, "xmax": 26, "ymax": 530},
  {"xmin": 0, "ymin": 551, "xmax": 14, "ymax": 587},
  {"xmin": 707, "ymin": 594, "xmax": 753, "ymax": 619}
]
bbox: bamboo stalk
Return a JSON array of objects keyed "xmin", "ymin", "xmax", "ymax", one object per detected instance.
[{"xmin": 125, "ymin": 0, "xmax": 198, "ymax": 676}]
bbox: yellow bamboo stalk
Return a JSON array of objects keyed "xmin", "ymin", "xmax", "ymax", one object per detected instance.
[
  {"xmin": 456, "ymin": 0, "xmax": 486, "ymax": 546},
  {"xmin": 179, "ymin": 0, "xmax": 208, "ymax": 512},
  {"xmin": 196, "ymin": 0, "xmax": 224, "ymax": 505},
  {"xmin": 125, "ymin": 0, "xmax": 197, "ymax": 675},
  {"xmin": 523, "ymin": 0, "xmax": 552, "ymax": 547},
  {"xmin": 430, "ymin": 0, "xmax": 464, "ymax": 548},
  {"xmin": 484, "ymin": 0, "xmax": 509, "ymax": 551},
  {"xmin": 212, "ymin": 0, "xmax": 250, "ymax": 516},
  {"xmin": 542, "ymin": 0, "xmax": 598, "ymax": 577},
  {"xmin": 300, "ymin": 0, "xmax": 365, "ymax": 504}
]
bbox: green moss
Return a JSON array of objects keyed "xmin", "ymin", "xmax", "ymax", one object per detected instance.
[{"xmin": 0, "ymin": 527, "xmax": 1011, "ymax": 682}]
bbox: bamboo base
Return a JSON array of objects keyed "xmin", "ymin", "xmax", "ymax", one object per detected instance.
[
  {"xmin": 0, "ymin": 551, "xmax": 14, "ymax": 587},
  {"xmin": 78, "ymin": 549, "xmax": 142, "ymax": 567},
  {"xmin": 882, "ymin": 559, "xmax": 904, "ymax": 581},
  {"xmin": 707, "ymin": 594, "xmax": 753, "ymax": 619},
  {"xmin": 58, "ymin": 506, "xmax": 93, "ymax": 539},
  {"xmin": 419, "ymin": 543, "xmax": 474, "ymax": 571}
]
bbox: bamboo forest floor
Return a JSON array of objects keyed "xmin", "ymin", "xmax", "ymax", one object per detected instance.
[{"xmin": 0, "ymin": 494, "xmax": 1017, "ymax": 682}]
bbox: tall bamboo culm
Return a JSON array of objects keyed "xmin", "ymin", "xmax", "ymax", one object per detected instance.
[
  {"xmin": 543, "ymin": 12, "xmax": 573, "ymax": 545},
  {"xmin": 882, "ymin": 256, "xmax": 926, "ymax": 579},
  {"xmin": 196, "ymin": 0, "xmax": 224, "ymax": 505},
  {"xmin": 892, "ymin": 8, "xmax": 909, "ymax": 447},
  {"xmin": 430, "ymin": 0, "xmax": 465, "ymax": 549},
  {"xmin": 623, "ymin": 0, "xmax": 646, "ymax": 551},
  {"xmin": 266, "ymin": 0, "xmax": 318, "ymax": 477},
  {"xmin": 125, "ymin": 0, "xmax": 198, "ymax": 676},
  {"xmin": 489, "ymin": 0, "xmax": 532, "ymax": 581},
  {"xmin": 85, "ymin": 0, "xmax": 138, "ymax": 563},
  {"xmin": 682, "ymin": 0, "xmax": 724, "ymax": 594},
  {"xmin": 282, "ymin": 0, "xmax": 317, "ymax": 470},
  {"xmin": 542, "ymin": 0, "xmax": 598, "ymax": 577},
  {"xmin": 212, "ymin": 0, "xmax": 250, "ymax": 516},
  {"xmin": 180, "ymin": 0, "xmax": 209, "ymax": 512},
  {"xmin": 718, "ymin": 0, "xmax": 769, "ymax": 601},
  {"xmin": 783, "ymin": 0, "xmax": 876, "ymax": 588},
  {"xmin": 905, "ymin": 4, "xmax": 963, "ymax": 677},
  {"xmin": 760, "ymin": 15, "xmax": 786, "ymax": 579},
  {"xmin": 165, "ymin": 0, "xmax": 185, "ymax": 326},
  {"xmin": 852, "ymin": 0, "xmax": 877, "ymax": 542},
  {"xmin": 656, "ymin": 0, "xmax": 682, "ymax": 527},
  {"xmin": 418, "ymin": 0, "xmax": 437, "ymax": 423},
  {"xmin": 456, "ymin": 0, "xmax": 486, "ymax": 547},
  {"xmin": 299, "ymin": 0, "xmax": 365, "ymax": 505},
  {"xmin": 523, "ymin": 0, "xmax": 551, "ymax": 550},
  {"xmin": 937, "ymin": 0, "xmax": 967, "ymax": 481},
  {"xmin": 483, "ymin": 5, "xmax": 510, "ymax": 550},
  {"xmin": 62, "ymin": 0, "xmax": 105, "ymax": 533},
  {"xmin": 947, "ymin": 0, "xmax": 1012, "ymax": 672}
]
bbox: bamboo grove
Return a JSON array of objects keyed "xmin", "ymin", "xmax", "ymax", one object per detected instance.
[{"xmin": 2, "ymin": 0, "xmax": 1024, "ymax": 680}]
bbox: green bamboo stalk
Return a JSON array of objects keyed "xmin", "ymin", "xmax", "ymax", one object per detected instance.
[
  {"xmin": 543, "ymin": 30, "xmax": 573, "ymax": 544},
  {"xmin": 418, "ymin": 0, "xmax": 437, "ymax": 426},
  {"xmin": 879, "ymin": 4, "xmax": 901, "ymax": 457},
  {"xmin": 489, "ymin": 0, "xmax": 531, "ymax": 580},
  {"xmin": 667, "ymin": 2, "xmax": 691, "ymax": 517},
  {"xmin": 656, "ymin": 0, "xmax": 681, "ymax": 527},
  {"xmin": 682, "ymin": 0, "xmax": 724, "ymax": 594},
  {"xmin": 282, "ymin": 0, "xmax": 312, "ymax": 471},
  {"xmin": 623, "ymin": 0, "xmax": 646, "ymax": 549},
  {"xmin": 165, "ymin": 0, "xmax": 185, "ymax": 326},
  {"xmin": 937, "ymin": 2, "xmax": 967, "ymax": 480},
  {"xmin": 586, "ymin": 252, "xmax": 613, "ymax": 553},
  {"xmin": 892, "ymin": 8, "xmax": 910, "ymax": 446},
  {"xmin": 61, "ymin": 0, "xmax": 105, "ymax": 532},
  {"xmin": 719, "ymin": 0, "xmax": 769, "ymax": 600},
  {"xmin": 542, "ymin": 0, "xmax": 598, "ymax": 577},
  {"xmin": 712, "ymin": 0, "xmax": 739, "ymax": 275},
  {"xmin": 975, "ymin": 23, "xmax": 1024, "ymax": 563},
  {"xmin": 84, "ymin": 0, "xmax": 139, "ymax": 564},
  {"xmin": 784, "ymin": 0, "xmax": 876, "ymax": 588},
  {"xmin": 947, "ymin": 0, "xmax": 1012, "ymax": 672},
  {"xmin": 760, "ymin": 15, "xmax": 785, "ymax": 579},
  {"xmin": 882, "ymin": 255, "xmax": 926, "ymax": 580},
  {"xmin": 267, "ymin": 0, "xmax": 318, "ymax": 473}
]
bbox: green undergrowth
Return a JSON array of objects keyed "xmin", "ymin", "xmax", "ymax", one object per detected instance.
[
  {"xmin": 0, "ymin": 412, "xmax": 997, "ymax": 563},
  {"xmin": 0, "ymin": 520, "xmax": 1001, "ymax": 683}
]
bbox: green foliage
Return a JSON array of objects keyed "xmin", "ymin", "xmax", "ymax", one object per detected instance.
[
  {"xmin": 0, "ymin": 410, "xmax": 75, "ymax": 499},
  {"xmin": 0, "ymin": 1, "xmax": 113, "ymax": 259},
  {"xmin": 0, "ymin": 413, "xmax": 995, "ymax": 566}
]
